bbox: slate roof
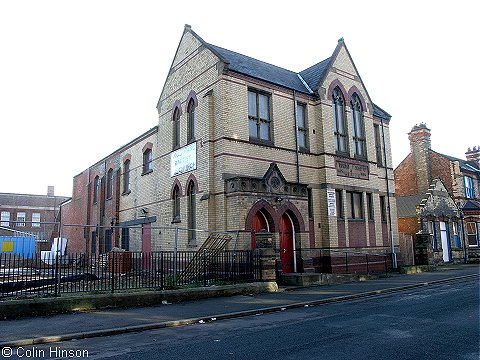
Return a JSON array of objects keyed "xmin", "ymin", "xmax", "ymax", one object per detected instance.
[
  {"xmin": 0, "ymin": 193, "xmax": 70, "ymax": 208},
  {"xmin": 396, "ymin": 195, "xmax": 422, "ymax": 218},
  {"xmin": 207, "ymin": 44, "xmax": 315, "ymax": 94},
  {"xmin": 373, "ymin": 103, "xmax": 392, "ymax": 120},
  {"xmin": 184, "ymin": 28, "xmax": 391, "ymax": 119},
  {"xmin": 298, "ymin": 57, "xmax": 331, "ymax": 92}
]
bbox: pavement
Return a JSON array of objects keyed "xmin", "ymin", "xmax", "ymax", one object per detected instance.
[{"xmin": 0, "ymin": 263, "xmax": 478, "ymax": 347}]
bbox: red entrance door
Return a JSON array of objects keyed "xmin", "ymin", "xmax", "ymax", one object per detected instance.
[
  {"xmin": 279, "ymin": 213, "xmax": 294, "ymax": 273},
  {"xmin": 252, "ymin": 211, "xmax": 269, "ymax": 250},
  {"xmin": 142, "ymin": 223, "xmax": 152, "ymax": 270}
]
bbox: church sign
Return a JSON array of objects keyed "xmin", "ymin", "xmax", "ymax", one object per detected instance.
[
  {"xmin": 335, "ymin": 160, "xmax": 369, "ymax": 180},
  {"xmin": 171, "ymin": 142, "xmax": 196, "ymax": 177}
]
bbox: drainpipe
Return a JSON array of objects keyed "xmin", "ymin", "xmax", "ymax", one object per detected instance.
[
  {"xmin": 380, "ymin": 116, "xmax": 397, "ymax": 269},
  {"xmin": 460, "ymin": 213, "xmax": 467, "ymax": 263},
  {"xmin": 293, "ymin": 90, "xmax": 300, "ymax": 184}
]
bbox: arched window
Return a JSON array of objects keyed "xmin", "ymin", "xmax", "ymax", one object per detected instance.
[
  {"xmin": 106, "ymin": 168, "xmax": 114, "ymax": 199},
  {"xmin": 93, "ymin": 176, "xmax": 99, "ymax": 203},
  {"xmin": 173, "ymin": 107, "xmax": 181, "ymax": 150},
  {"xmin": 172, "ymin": 184, "xmax": 181, "ymax": 222},
  {"xmin": 187, "ymin": 181, "xmax": 196, "ymax": 244},
  {"xmin": 332, "ymin": 87, "xmax": 348, "ymax": 153},
  {"xmin": 143, "ymin": 148, "xmax": 153, "ymax": 174},
  {"xmin": 123, "ymin": 159, "xmax": 130, "ymax": 194},
  {"xmin": 350, "ymin": 93, "xmax": 366, "ymax": 159},
  {"xmin": 187, "ymin": 98, "xmax": 196, "ymax": 144}
]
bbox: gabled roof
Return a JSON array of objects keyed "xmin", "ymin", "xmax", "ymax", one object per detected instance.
[
  {"xmin": 161, "ymin": 26, "xmax": 391, "ymax": 117},
  {"xmin": 207, "ymin": 44, "xmax": 314, "ymax": 94}
]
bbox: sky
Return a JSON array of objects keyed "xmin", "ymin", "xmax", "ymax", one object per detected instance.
[{"xmin": 1, "ymin": 0, "xmax": 478, "ymax": 197}]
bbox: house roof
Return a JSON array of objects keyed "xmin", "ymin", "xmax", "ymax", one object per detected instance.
[
  {"xmin": 0, "ymin": 193, "xmax": 70, "ymax": 208},
  {"xmin": 396, "ymin": 195, "xmax": 422, "ymax": 218}
]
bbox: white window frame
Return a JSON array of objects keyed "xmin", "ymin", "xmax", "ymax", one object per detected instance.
[
  {"xmin": 17, "ymin": 212, "xmax": 26, "ymax": 227},
  {"xmin": 464, "ymin": 176, "xmax": 475, "ymax": 199},
  {"xmin": 32, "ymin": 213, "xmax": 41, "ymax": 227},
  {"xmin": 1, "ymin": 211, "xmax": 10, "ymax": 227}
]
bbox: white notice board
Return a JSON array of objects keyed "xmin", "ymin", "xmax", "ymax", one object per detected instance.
[{"xmin": 327, "ymin": 189, "xmax": 337, "ymax": 217}]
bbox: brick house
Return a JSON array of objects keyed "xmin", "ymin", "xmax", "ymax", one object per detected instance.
[
  {"xmin": 394, "ymin": 123, "xmax": 480, "ymax": 263},
  {"xmin": 0, "ymin": 187, "xmax": 70, "ymax": 252},
  {"xmin": 63, "ymin": 25, "xmax": 399, "ymax": 273}
]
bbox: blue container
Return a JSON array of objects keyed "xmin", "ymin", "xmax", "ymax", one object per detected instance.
[{"xmin": 0, "ymin": 236, "xmax": 36, "ymax": 258}]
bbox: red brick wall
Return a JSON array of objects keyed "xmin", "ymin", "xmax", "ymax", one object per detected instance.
[
  {"xmin": 369, "ymin": 222, "xmax": 376, "ymax": 246},
  {"xmin": 398, "ymin": 217, "xmax": 419, "ymax": 235},
  {"xmin": 61, "ymin": 170, "xmax": 90, "ymax": 253},
  {"xmin": 431, "ymin": 152, "xmax": 453, "ymax": 194},
  {"xmin": 394, "ymin": 154, "xmax": 418, "ymax": 196},
  {"xmin": 349, "ymin": 221, "xmax": 367, "ymax": 247},
  {"xmin": 337, "ymin": 221, "xmax": 346, "ymax": 248}
]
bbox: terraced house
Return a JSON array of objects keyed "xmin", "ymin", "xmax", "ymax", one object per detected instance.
[
  {"xmin": 395, "ymin": 123, "xmax": 480, "ymax": 263},
  {"xmin": 62, "ymin": 25, "xmax": 399, "ymax": 274}
]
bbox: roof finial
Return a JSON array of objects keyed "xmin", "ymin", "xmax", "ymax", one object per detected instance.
[
  {"xmin": 338, "ymin": 37, "xmax": 344, "ymax": 43},
  {"xmin": 184, "ymin": 24, "xmax": 192, "ymax": 31}
]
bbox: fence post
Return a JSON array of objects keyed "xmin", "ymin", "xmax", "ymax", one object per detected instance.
[
  {"xmin": 160, "ymin": 251, "xmax": 164, "ymax": 289},
  {"xmin": 366, "ymin": 254, "xmax": 369, "ymax": 274},
  {"xmin": 345, "ymin": 252, "xmax": 348, "ymax": 274},
  {"xmin": 111, "ymin": 252, "xmax": 115, "ymax": 294},
  {"xmin": 173, "ymin": 226, "xmax": 178, "ymax": 286},
  {"xmin": 385, "ymin": 253, "xmax": 388, "ymax": 276},
  {"xmin": 203, "ymin": 249, "xmax": 207, "ymax": 287},
  {"xmin": 54, "ymin": 223, "xmax": 63, "ymax": 297}
]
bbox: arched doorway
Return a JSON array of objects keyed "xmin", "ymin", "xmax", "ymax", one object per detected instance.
[
  {"xmin": 279, "ymin": 212, "xmax": 295, "ymax": 273},
  {"xmin": 251, "ymin": 210, "xmax": 270, "ymax": 250}
]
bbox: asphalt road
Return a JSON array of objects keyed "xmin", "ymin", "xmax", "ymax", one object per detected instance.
[{"xmin": 4, "ymin": 277, "xmax": 478, "ymax": 360}]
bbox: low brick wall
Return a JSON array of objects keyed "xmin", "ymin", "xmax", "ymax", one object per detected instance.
[{"xmin": 0, "ymin": 282, "xmax": 278, "ymax": 319}]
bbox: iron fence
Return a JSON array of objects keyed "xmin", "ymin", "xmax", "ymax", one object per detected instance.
[{"xmin": 0, "ymin": 250, "xmax": 261, "ymax": 299}]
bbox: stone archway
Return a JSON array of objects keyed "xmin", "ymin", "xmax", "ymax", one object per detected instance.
[{"xmin": 245, "ymin": 200, "xmax": 275, "ymax": 250}]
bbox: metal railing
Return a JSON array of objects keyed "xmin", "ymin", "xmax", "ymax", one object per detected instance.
[{"xmin": 0, "ymin": 250, "xmax": 261, "ymax": 299}]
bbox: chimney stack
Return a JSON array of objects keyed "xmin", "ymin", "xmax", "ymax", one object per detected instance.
[
  {"xmin": 466, "ymin": 146, "xmax": 480, "ymax": 165},
  {"xmin": 408, "ymin": 123, "xmax": 432, "ymax": 194},
  {"xmin": 47, "ymin": 186, "xmax": 54, "ymax": 197}
]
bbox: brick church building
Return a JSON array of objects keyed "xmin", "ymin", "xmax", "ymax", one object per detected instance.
[{"xmin": 62, "ymin": 25, "xmax": 399, "ymax": 273}]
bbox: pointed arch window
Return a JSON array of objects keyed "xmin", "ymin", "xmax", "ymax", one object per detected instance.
[
  {"xmin": 93, "ymin": 176, "xmax": 100, "ymax": 204},
  {"xmin": 332, "ymin": 87, "xmax": 348, "ymax": 154},
  {"xmin": 350, "ymin": 93, "xmax": 366, "ymax": 159},
  {"xmin": 143, "ymin": 148, "xmax": 153, "ymax": 174},
  {"xmin": 173, "ymin": 107, "xmax": 181, "ymax": 150},
  {"xmin": 123, "ymin": 159, "xmax": 131, "ymax": 194},
  {"xmin": 106, "ymin": 168, "xmax": 114, "ymax": 199},
  {"xmin": 172, "ymin": 184, "xmax": 181, "ymax": 223},
  {"xmin": 187, "ymin": 181, "xmax": 196, "ymax": 244},
  {"xmin": 187, "ymin": 99, "xmax": 196, "ymax": 144}
]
